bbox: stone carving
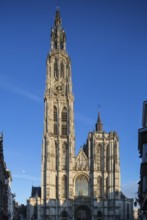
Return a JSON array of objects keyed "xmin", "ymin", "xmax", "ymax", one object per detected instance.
[
  {"xmin": 54, "ymin": 81, "xmax": 65, "ymax": 96},
  {"xmin": 75, "ymin": 149, "xmax": 88, "ymax": 171}
]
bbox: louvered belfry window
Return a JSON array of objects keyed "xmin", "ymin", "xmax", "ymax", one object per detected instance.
[
  {"xmin": 61, "ymin": 107, "xmax": 67, "ymax": 136},
  {"xmin": 54, "ymin": 106, "xmax": 57, "ymax": 135}
]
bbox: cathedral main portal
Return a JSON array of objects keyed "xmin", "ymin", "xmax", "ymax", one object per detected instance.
[{"xmin": 74, "ymin": 206, "xmax": 91, "ymax": 220}]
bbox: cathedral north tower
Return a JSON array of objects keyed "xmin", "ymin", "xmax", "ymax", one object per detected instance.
[{"xmin": 41, "ymin": 9, "xmax": 75, "ymax": 219}]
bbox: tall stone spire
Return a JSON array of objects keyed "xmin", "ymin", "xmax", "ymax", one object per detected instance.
[
  {"xmin": 41, "ymin": 9, "xmax": 75, "ymax": 219},
  {"xmin": 51, "ymin": 9, "xmax": 66, "ymax": 51},
  {"xmin": 54, "ymin": 9, "xmax": 62, "ymax": 27},
  {"xmin": 95, "ymin": 112, "xmax": 103, "ymax": 132}
]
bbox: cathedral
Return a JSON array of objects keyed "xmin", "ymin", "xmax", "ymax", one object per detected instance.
[{"xmin": 27, "ymin": 10, "xmax": 134, "ymax": 220}]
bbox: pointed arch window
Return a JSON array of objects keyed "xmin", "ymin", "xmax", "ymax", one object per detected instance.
[
  {"xmin": 62, "ymin": 175, "xmax": 67, "ymax": 198},
  {"xmin": 62, "ymin": 107, "xmax": 67, "ymax": 122},
  {"xmin": 62, "ymin": 124, "xmax": 67, "ymax": 136},
  {"xmin": 54, "ymin": 106, "xmax": 57, "ymax": 135},
  {"xmin": 55, "ymin": 141, "xmax": 58, "ymax": 170},
  {"xmin": 75, "ymin": 175, "xmax": 89, "ymax": 196},
  {"xmin": 97, "ymin": 176, "xmax": 102, "ymax": 198},
  {"xmin": 61, "ymin": 107, "xmax": 67, "ymax": 136},
  {"xmin": 54, "ymin": 106, "xmax": 57, "ymax": 121},
  {"xmin": 96, "ymin": 144, "xmax": 102, "ymax": 171},
  {"xmin": 106, "ymin": 144, "xmax": 109, "ymax": 172},
  {"xmin": 106, "ymin": 176, "xmax": 109, "ymax": 198},
  {"xmin": 60, "ymin": 62, "xmax": 64, "ymax": 78},
  {"xmin": 62, "ymin": 143, "xmax": 67, "ymax": 170},
  {"xmin": 54, "ymin": 59, "xmax": 58, "ymax": 79}
]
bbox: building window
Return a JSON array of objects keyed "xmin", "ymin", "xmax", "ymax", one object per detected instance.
[
  {"xmin": 62, "ymin": 107, "xmax": 67, "ymax": 122},
  {"xmin": 106, "ymin": 144, "xmax": 109, "ymax": 172},
  {"xmin": 106, "ymin": 177, "xmax": 108, "ymax": 198},
  {"xmin": 54, "ymin": 106, "xmax": 57, "ymax": 121},
  {"xmin": 62, "ymin": 175, "xmax": 67, "ymax": 198},
  {"xmin": 76, "ymin": 209, "xmax": 87, "ymax": 219},
  {"xmin": 61, "ymin": 107, "xmax": 67, "ymax": 136},
  {"xmin": 54, "ymin": 59, "xmax": 58, "ymax": 79},
  {"xmin": 55, "ymin": 142, "xmax": 58, "ymax": 170},
  {"xmin": 96, "ymin": 144, "xmax": 102, "ymax": 171},
  {"xmin": 62, "ymin": 143, "xmax": 67, "ymax": 170},
  {"xmin": 127, "ymin": 203, "xmax": 129, "ymax": 219},
  {"xmin": 54, "ymin": 106, "xmax": 57, "ymax": 135},
  {"xmin": 97, "ymin": 176, "xmax": 102, "ymax": 198},
  {"xmin": 60, "ymin": 62, "xmax": 64, "ymax": 78},
  {"xmin": 75, "ymin": 175, "xmax": 89, "ymax": 196},
  {"xmin": 62, "ymin": 124, "xmax": 67, "ymax": 136}
]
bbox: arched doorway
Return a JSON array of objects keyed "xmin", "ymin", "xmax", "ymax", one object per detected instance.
[
  {"xmin": 74, "ymin": 206, "xmax": 91, "ymax": 220},
  {"xmin": 97, "ymin": 210, "xmax": 102, "ymax": 220},
  {"xmin": 61, "ymin": 210, "xmax": 68, "ymax": 220}
]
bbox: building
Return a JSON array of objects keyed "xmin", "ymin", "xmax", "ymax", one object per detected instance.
[
  {"xmin": 27, "ymin": 9, "xmax": 134, "ymax": 220},
  {"xmin": 133, "ymin": 208, "xmax": 138, "ymax": 220},
  {"xmin": 138, "ymin": 100, "xmax": 147, "ymax": 219},
  {"xmin": 7, "ymin": 169, "xmax": 14, "ymax": 220},
  {"xmin": 13, "ymin": 202, "xmax": 27, "ymax": 220},
  {"xmin": 27, "ymin": 186, "xmax": 41, "ymax": 220},
  {"xmin": 0, "ymin": 133, "xmax": 14, "ymax": 220}
]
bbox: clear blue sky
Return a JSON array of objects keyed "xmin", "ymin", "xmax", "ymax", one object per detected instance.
[{"xmin": 0, "ymin": 0, "xmax": 147, "ymax": 204}]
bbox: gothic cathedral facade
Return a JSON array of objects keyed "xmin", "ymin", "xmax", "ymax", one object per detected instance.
[{"xmin": 27, "ymin": 10, "xmax": 133, "ymax": 220}]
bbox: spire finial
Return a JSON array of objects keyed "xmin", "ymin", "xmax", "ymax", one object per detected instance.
[
  {"xmin": 56, "ymin": 6, "xmax": 60, "ymax": 11},
  {"xmin": 50, "ymin": 9, "xmax": 66, "ymax": 51},
  {"xmin": 55, "ymin": 7, "xmax": 61, "ymax": 27},
  {"xmin": 96, "ymin": 112, "xmax": 103, "ymax": 132},
  {"xmin": 98, "ymin": 111, "xmax": 101, "ymax": 123}
]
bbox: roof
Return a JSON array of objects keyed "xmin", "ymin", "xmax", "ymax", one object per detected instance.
[{"xmin": 31, "ymin": 186, "xmax": 41, "ymax": 198}]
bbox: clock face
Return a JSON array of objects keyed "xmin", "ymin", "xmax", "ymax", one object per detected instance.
[{"xmin": 54, "ymin": 81, "xmax": 65, "ymax": 96}]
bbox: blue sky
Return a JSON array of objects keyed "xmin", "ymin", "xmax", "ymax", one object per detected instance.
[{"xmin": 0, "ymin": 0, "xmax": 147, "ymax": 204}]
